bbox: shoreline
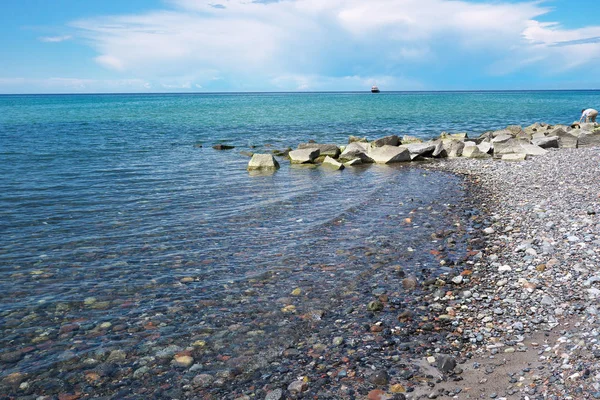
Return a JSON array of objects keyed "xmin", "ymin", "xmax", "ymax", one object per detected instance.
[{"xmin": 414, "ymin": 147, "xmax": 600, "ymax": 399}]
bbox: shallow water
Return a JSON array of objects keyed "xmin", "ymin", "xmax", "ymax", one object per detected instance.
[{"xmin": 0, "ymin": 91, "xmax": 595, "ymax": 396}]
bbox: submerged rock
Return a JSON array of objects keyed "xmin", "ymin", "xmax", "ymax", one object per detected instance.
[{"xmin": 321, "ymin": 156, "xmax": 345, "ymax": 170}]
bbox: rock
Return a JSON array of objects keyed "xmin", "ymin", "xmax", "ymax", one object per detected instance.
[
  {"xmin": 368, "ymin": 145, "xmax": 411, "ymax": 164},
  {"xmin": 402, "ymin": 277, "xmax": 418, "ymax": 289},
  {"xmin": 265, "ymin": 388, "xmax": 283, "ymax": 400},
  {"xmin": 462, "ymin": 143, "xmax": 491, "ymax": 159},
  {"xmin": 405, "ymin": 143, "xmax": 436, "ymax": 158},
  {"xmin": 401, "ymin": 135, "xmax": 423, "ymax": 144},
  {"xmin": 578, "ymin": 132, "xmax": 600, "ymax": 148},
  {"xmin": 368, "ymin": 370, "xmax": 390, "ymax": 385},
  {"xmin": 532, "ymin": 136, "xmax": 559, "ymax": 149},
  {"xmin": 297, "ymin": 143, "xmax": 341, "ymax": 158},
  {"xmin": 339, "ymin": 142, "xmax": 373, "ymax": 162},
  {"xmin": 520, "ymin": 143, "xmax": 548, "ymax": 156},
  {"xmin": 247, "ymin": 154, "xmax": 280, "ymax": 171},
  {"xmin": 239, "ymin": 151, "xmax": 254, "ymax": 157},
  {"xmin": 491, "ymin": 129, "xmax": 513, "ymax": 138},
  {"xmin": 477, "ymin": 142, "xmax": 492, "ymax": 154},
  {"xmin": 173, "ymin": 355, "xmax": 194, "ymax": 368},
  {"xmin": 506, "ymin": 125, "xmax": 524, "ymax": 135},
  {"xmin": 452, "ymin": 275, "xmax": 463, "ymax": 284},
  {"xmin": 553, "ymin": 128, "xmax": 578, "ymax": 148},
  {"xmin": 579, "ymin": 122, "xmax": 597, "ymax": 132},
  {"xmin": 213, "ymin": 144, "xmax": 235, "ymax": 150},
  {"xmin": 289, "ymin": 148, "xmax": 320, "ymax": 164},
  {"xmin": 444, "ymin": 140, "xmax": 465, "ymax": 158},
  {"xmin": 367, "ymin": 300, "xmax": 384, "ymax": 312},
  {"xmin": 333, "ymin": 337, "xmax": 344, "ymax": 346},
  {"xmin": 291, "ymin": 288, "xmax": 302, "ymax": 296},
  {"xmin": 272, "ymin": 148, "xmax": 291, "ymax": 157},
  {"xmin": 440, "ymin": 132, "xmax": 468, "ymax": 140},
  {"xmin": 432, "ymin": 140, "xmax": 446, "ymax": 158},
  {"xmin": 371, "ymin": 135, "xmax": 400, "ymax": 147},
  {"xmin": 287, "ymin": 380, "xmax": 307, "ymax": 393},
  {"xmin": 436, "ymin": 355, "xmax": 457, "ymax": 373},
  {"xmin": 344, "ymin": 158, "xmax": 363, "ymax": 166},
  {"xmin": 192, "ymin": 373, "xmax": 214, "ymax": 388},
  {"xmin": 348, "ymin": 135, "xmax": 368, "ymax": 143},
  {"xmin": 502, "ymin": 153, "xmax": 527, "ymax": 162},
  {"xmin": 321, "ymin": 156, "xmax": 345, "ymax": 170}
]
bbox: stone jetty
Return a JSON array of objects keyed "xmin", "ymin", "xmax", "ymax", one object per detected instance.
[{"xmin": 246, "ymin": 121, "xmax": 600, "ymax": 171}]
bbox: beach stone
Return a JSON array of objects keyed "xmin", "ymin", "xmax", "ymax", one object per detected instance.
[
  {"xmin": 402, "ymin": 277, "xmax": 418, "ymax": 289},
  {"xmin": 289, "ymin": 148, "xmax": 320, "ymax": 164},
  {"xmin": 265, "ymin": 388, "xmax": 283, "ymax": 400},
  {"xmin": 321, "ymin": 156, "xmax": 345, "ymax": 170},
  {"xmin": 436, "ymin": 355, "xmax": 457, "ymax": 373},
  {"xmin": 369, "ymin": 370, "xmax": 390, "ymax": 385},
  {"xmin": 368, "ymin": 145, "xmax": 411, "ymax": 164},
  {"xmin": 297, "ymin": 143, "xmax": 340, "ymax": 158},
  {"xmin": 372, "ymin": 135, "xmax": 400, "ymax": 147},
  {"xmin": 192, "ymin": 374, "xmax": 214, "ymax": 388},
  {"xmin": 173, "ymin": 355, "xmax": 194, "ymax": 368},
  {"xmin": 288, "ymin": 379, "xmax": 307, "ymax": 393},
  {"xmin": 367, "ymin": 300, "xmax": 384, "ymax": 312},
  {"xmin": 247, "ymin": 154, "xmax": 280, "ymax": 171}
]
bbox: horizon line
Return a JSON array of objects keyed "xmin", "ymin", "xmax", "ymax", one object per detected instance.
[{"xmin": 1, "ymin": 89, "xmax": 600, "ymax": 96}]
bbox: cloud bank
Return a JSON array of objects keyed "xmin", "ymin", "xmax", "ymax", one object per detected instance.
[{"xmin": 31, "ymin": 0, "xmax": 600, "ymax": 90}]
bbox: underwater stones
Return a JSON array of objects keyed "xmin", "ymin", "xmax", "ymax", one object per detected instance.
[
  {"xmin": 247, "ymin": 154, "xmax": 280, "ymax": 171},
  {"xmin": 213, "ymin": 144, "xmax": 235, "ymax": 150},
  {"xmin": 172, "ymin": 355, "xmax": 194, "ymax": 368},
  {"xmin": 367, "ymin": 300, "xmax": 384, "ymax": 312}
]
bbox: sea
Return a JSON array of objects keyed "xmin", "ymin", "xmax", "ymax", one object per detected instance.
[{"xmin": 0, "ymin": 91, "xmax": 597, "ymax": 396}]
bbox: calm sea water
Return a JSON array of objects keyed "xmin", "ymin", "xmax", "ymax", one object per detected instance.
[{"xmin": 0, "ymin": 91, "xmax": 597, "ymax": 384}]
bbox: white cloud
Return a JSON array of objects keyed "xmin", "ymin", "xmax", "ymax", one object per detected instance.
[
  {"xmin": 39, "ymin": 35, "xmax": 73, "ymax": 43},
  {"xmin": 67, "ymin": 0, "xmax": 600, "ymax": 89},
  {"xmin": 0, "ymin": 77, "xmax": 153, "ymax": 93}
]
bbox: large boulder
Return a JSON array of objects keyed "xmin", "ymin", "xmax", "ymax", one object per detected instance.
[
  {"xmin": 579, "ymin": 123, "xmax": 598, "ymax": 132},
  {"xmin": 297, "ymin": 143, "xmax": 340, "ymax": 158},
  {"xmin": 368, "ymin": 145, "xmax": 411, "ymax": 164},
  {"xmin": 405, "ymin": 143, "xmax": 436, "ymax": 158},
  {"xmin": 578, "ymin": 132, "xmax": 600, "ymax": 148},
  {"xmin": 519, "ymin": 143, "xmax": 548, "ymax": 156},
  {"xmin": 289, "ymin": 148, "xmax": 320, "ymax": 164},
  {"xmin": 339, "ymin": 142, "xmax": 373, "ymax": 163},
  {"xmin": 247, "ymin": 154, "xmax": 280, "ymax": 171},
  {"xmin": 491, "ymin": 129, "xmax": 514, "ymax": 138},
  {"xmin": 462, "ymin": 143, "xmax": 491, "ymax": 159},
  {"xmin": 532, "ymin": 136, "xmax": 559, "ymax": 149},
  {"xmin": 344, "ymin": 158, "xmax": 363, "ymax": 166},
  {"xmin": 321, "ymin": 156, "xmax": 345, "ymax": 170},
  {"xmin": 371, "ymin": 135, "xmax": 400, "ymax": 147},
  {"xmin": 524, "ymin": 122, "xmax": 552, "ymax": 136},
  {"xmin": 444, "ymin": 140, "xmax": 465, "ymax": 158},
  {"xmin": 492, "ymin": 137, "xmax": 528, "ymax": 157},
  {"xmin": 553, "ymin": 128, "xmax": 578, "ymax": 148},
  {"xmin": 477, "ymin": 142, "xmax": 492, "ymax": 154}
]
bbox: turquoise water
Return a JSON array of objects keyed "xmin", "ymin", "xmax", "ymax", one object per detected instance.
[{"xmin": 0, "ymin": 91, "xmax": 597, "ymax": 395}]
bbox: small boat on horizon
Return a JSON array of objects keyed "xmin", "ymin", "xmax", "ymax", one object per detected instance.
[{"xmin": 371, "ymin": 85, "xmax": 380, "ymax": 93}]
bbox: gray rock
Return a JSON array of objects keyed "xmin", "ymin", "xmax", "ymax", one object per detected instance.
[
  {"xmin": 578, "ymin": 132, "xmax": 600, "ymax": 148},
  {"xmin": 444, "ymin": 140, "xmax": 465, "ymax": 158},
  {"xmin": 477, "ymin": 142, "xmax": 492, "ymax": 154},
  {"xmin": 371, "ymin": 135, "xmax": 400, "ymax": 147},
  {"xmin": 405, "ymin": 143, "xmax": 436, "ymax": 158},
  {"xmin": 463, "ymin": 143, "xmax": 491, "ymax": 159},
  {"xmin": 321, "ymin": 156, "xmax": 344, "ymax": 170},
  {"xmin": 348, "ymin": 135, "xmax": 368, "ymax": 143},
  {"xmin": 343, "ymin": 158, "xmax": 363, "ymax": 166},
  {"xmin": 247, "ymin": 154, "xmax": 280, "ymax": 171},
  {"xmin": 554, "ymin": 128, "xmax": 578, "ymax": 148},
  {"xmin": 436, "ymin": 355, "xmax": 457, "ymax": 373},
  {"xmin": 368, "ymin": 145, "xmax": 411, "ymax": 164},
  {"xmin": 289, "ymin": 148, "xmax": 320, "ymax": 164},
  {"xmin": 297, "ymin": 143, "xmax": 341, "ymax": 158},
  {"xmin": 532, "ymin": 136, "xmax": 559, "ymax": 149},
  {"xmin": 339, "ymin": 142, "xmax": 373, "ymax": 162}
]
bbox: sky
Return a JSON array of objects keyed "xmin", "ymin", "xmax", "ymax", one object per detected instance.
[{"xmin": 1, "ymin": 0, "xmax": 600, "ymax": 93}]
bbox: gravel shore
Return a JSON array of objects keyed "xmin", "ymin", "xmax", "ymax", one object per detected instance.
[{"xmin": 420, "ymin": 147, "xmax": 600, "ymax": 399}]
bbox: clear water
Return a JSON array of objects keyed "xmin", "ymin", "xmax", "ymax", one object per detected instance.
[{"xmin": 0, "ymin": 91, "xmax": 597, "ymax": 383}]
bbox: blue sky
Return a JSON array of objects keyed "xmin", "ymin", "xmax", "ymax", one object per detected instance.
[{"xmin": 1, "ymin": 0, "xmax": 600, "ymax": 93}]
